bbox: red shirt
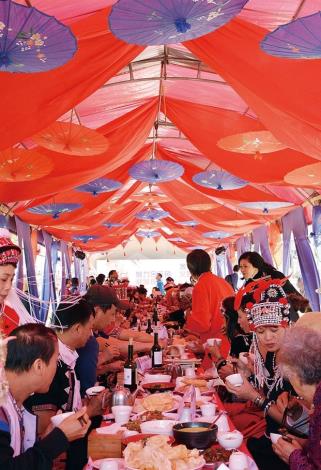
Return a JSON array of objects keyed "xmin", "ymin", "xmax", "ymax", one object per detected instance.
[
  {"xmin": 0, "ymin": 305, "xmax": 19, "ymax": 336},
  {"xmin": 185, "ymin": 272, "xmax": 234, "ymax": 357}
]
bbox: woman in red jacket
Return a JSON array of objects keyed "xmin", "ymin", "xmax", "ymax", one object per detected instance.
[{"xmin": 185, "ymin": 249, "xmax": 233, "ymax": 357}]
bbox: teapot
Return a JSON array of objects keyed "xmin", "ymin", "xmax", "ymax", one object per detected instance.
[{"xmin": 111, "ymin": 384, "xmax": 133, "ymax": 407}]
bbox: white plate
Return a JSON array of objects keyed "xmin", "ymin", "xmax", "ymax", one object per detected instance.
[{"xmin": 93, "ymin": 458, "xmax": 124, "ymax": 469}]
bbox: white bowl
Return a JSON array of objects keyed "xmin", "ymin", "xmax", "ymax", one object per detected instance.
[
  {"xmin": 140, "ymin": 419, "xmax": 176, "ymax": 436},
  {"xmin": 50, "ymin": 411, "xmax": 75, "ymax": 427},
  {"xmin": 270, "ymin": 433, "xmax": 282, "ymax": 444},
  {"xmin": 217, "ymin": 431, "xmax": 243, "ymax": 450},
  {"xmin": 207, "ymin": 338, "xmax": 222, "ymax": 347},
  {"xmin": 226, "ymin": 373, "xmax": 243, "ymax": 387},
  {"xmin": 144, "ymin": 374, "xmax": 171, "ymax": 383},
  {"xmin": 86, "ymin": 385, "xmax": 106, "ymax": 396}
]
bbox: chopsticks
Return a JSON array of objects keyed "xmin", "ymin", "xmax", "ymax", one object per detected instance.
[{"xmin": 73, "ymin": 407, "xmax": 88, "ymax": 427}]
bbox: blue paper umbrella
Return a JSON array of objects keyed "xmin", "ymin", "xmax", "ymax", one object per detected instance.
[
  {"xmin": 136, "ymin": 208, "xmax": 169, "ymax": 220},
  {"xmin": 103, "ymin": 222, "xmax": 124, "ymax": 228},
  {"xmin": 27, "ymin": 203, "xmax": 82, "ymax": 219},
  {"xmin": 136, "ymin": 230, "xmax": 161, "ymax": 239},
  {"xmin": 202, "ymin": 231, "xmax": 231, "ymax": 239},
  {"xmin": 109, "ymin": 0, "xmax": 249, "ymax": 46},
  {"xmin": 0, "ymin": 0, "xmax": 77, "ymax": 73},
  {"xmin": 176, "ymin": 220, "xmax": 198, "ymax": 227},
  {"xmin": 261, "ymin": 12, "xmax": 321, "ymax": 59},
  {"xmin": 129, "ymin": 160, "xmax": 184, "ymax": 183},
  {"xmin": 76, "ymin": 178, "xmax": 122, "ymax": 196},
  {"xmin": 239, "ymin": 201, "xmax": 294, "ymax": 214},
  {"xmin": 193, "ymin": 169, "xmax": 248, "ymax": 190},
  {"xmin": 73, "ymin": 235, "xmax": 99, "ymax": 244}
]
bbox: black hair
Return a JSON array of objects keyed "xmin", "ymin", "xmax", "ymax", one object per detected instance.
[
  {"xmin": 65, "ymin": 278, "xmax": 71, "ymax": 285},
  {"xmin": 71, "ymin": 277, "xmax": 79, "ymax": 287},
  {"xmin": 108, "ymin": 270, "xmax": 117, "ymax": 278},
  {"xmin": 233, "ymin": 265, "xmax": 240, "ymax": 272},
  {"xmin": 53, "ymin": 298, "xmax": 93, "ymax": 329},
  {"xmin": 5, "ymin": 323, "xmax": 57, "ymax": 373},
  {"xmin": 157, "ymin": 273, "xmax": 162, "ymax": 278},
  {"xmin": 138, "ymin": 286, "xmax": 147, "ymax": 296},
  {"xmin": 186, "ymin": 249, "xmax": 211, "ymax": 277},
  {"xmin": 238, "ymin": 251, "xmax": 276, "ymax": 275},
  {"xmin": 222, "ymin": 296, "xmax": 244, "ymax": 342},
  {"xmin": 89, "ymin": 278, "xmax": 96, "ymax": 286},
  {"xmin": 96, "ymin": 273, "xmax": 106, "ymax": 285},
  {"xmin": 166, "ymin": 276, "xmax": 174, "ymax": 282}
]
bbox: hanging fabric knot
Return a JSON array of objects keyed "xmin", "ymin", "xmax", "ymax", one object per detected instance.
[
  {"xmin": 174, "ymin": 18, "xmax": 191, "ymax": 33},
  {"xmin": 217, "ymin": 184, "xmax": 223, "ymax": 190}
]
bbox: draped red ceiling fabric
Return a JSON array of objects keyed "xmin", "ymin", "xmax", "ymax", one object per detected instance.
[
  {"xmin": 2, "ymin": 99, "xmax": 157, "ymax": 202},
  {"xmin": 163, "ymin": 98, "xmax": 315, "ymax": 183},
  {"xmin": 184, "ymin": 18, "xmax": 321, "ymax": 162},
  {"xmin": 0, "ymin": 8, "xmax": 144, "ymax": 151}
]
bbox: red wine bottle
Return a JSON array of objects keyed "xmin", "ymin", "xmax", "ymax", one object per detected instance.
[
  {"xmin": 146, "ymin": 319, "xmax": 153, "ymax": 334},
  {"xmin": 151, "ymin": 332, "xmax": 162, "ymax": 368},
  {"xmin": 123, "ymin": 338, "xmax": 137, "ymax": 392}
]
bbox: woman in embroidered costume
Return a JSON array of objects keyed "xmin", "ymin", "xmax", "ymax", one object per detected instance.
[
  {"xmin": 226, "ymin": 278, "xmax": 296, "ymax": 470},
  {"xmin": 272, "ymin": 313, "xmax": 321, "ymax": 470},
  {"xmin": 0, "ymin": 229, "xmax": 35, "ymax": 337}
]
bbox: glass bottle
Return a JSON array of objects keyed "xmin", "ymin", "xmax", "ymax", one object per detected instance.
[
  {"xmin": 151, "ymin": 332, "xmax": 163, "ymax": 368},
  {"xmin": 123, "ymin": 338, "xmax": 137, "ymax": 393}
]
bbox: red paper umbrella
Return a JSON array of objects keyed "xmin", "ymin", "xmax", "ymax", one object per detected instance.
[
  {"xmin": 217, "ymin": 130, "xmax": 287, "ymax": 159},
  {"xmin": 284, "ymin": 162, "xmax": 321, "ymax": 188},
  {"xmin": 33, "ymin": 121, "xmax": 109, "ymax": 156},
  {"xmin": 0, "ymin": 148, "xmax": 53, "ymax": 182}
]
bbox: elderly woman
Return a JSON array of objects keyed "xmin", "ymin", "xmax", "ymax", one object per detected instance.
[{"xmin": 272, "ymin": 322, "xmax": 321, "ymax": 469}]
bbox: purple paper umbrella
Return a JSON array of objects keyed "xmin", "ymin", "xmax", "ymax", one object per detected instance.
[
  {"xmin": 202, "ymin": 230, "xmax": 231, "ymax": 239},
  {"xmin": 103, "ymin": 222, "xmax": 124, "ymax": 228},
  {"xmin": 73, "ymin": 235, "xmax": 99, "ymax": 243},
  {"xmin": 187, "ymin": 245, "xmax": 206, "ymax": 250},
  {"xmin": 109, "ymin": 0, "xmax": 249, "ymax": 46},
  {"xmin": 0, "ymin": 0, "xmax": 77, "ymax": 73},
  {"xmin": 27, "ymin": 203, "xmax": 82, "ymax": 219},
  {"xmin": 136, "ymin": 230, "xmax": 161, "ymax": 238},
  {"xmin": 129, "ymin": 159, "xmax": 184, "ymax": 183},
  {"xmin": 76, "ymin": 178, "xmax": 122, "ymax": 196},
  {"xmin": 239, "ymin": 201, "xmax": 294, "ymax": 214},
  {"xmin": 168, "ymin": 237, "xmax": 186, "ymax": 242},
  {"xmin": 176, "ymin": 220, "xmax": 198, "ymax": 227},
  {"xmin": 261, "ymin": 12, "xmax": 321, "ymax": 59},
  {"xmin": 193, "ymin": 169, "xmax": 248, "ymax": 190},
  {"xmin": 136, "ymin": 208, "xmax": 169, "ymax": 220}
]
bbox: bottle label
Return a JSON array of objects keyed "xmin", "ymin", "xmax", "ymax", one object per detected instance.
[
  {"xmin": 124, "ymin": 367, "xmax": 133, "ymax": 385},
  {"xmin": 153, "ymin": 351, "xmax": 162, "ymax": 365}
]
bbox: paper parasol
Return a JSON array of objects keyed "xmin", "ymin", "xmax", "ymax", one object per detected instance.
[
  {"xmin": 187, "ymin": 245, "xmax": 206, "ymax": 250},
  {"xmin": 176, "ymin": 220, "xmax": 198, "ymax": 227},
  {"xmin": 284, "ymin": 162, "xmax": 321, "ymax": 188},
  {"xmin": 33, "ymin": 122, "xmax": 109, "ymax": 156},
  {"xmin": 76, "ymin": 178, "xmax": 122, "ymax": 196},
  {"xmin": 202, "ymin": 231, "xmax": 231, "ymax": 239},
  {"xmin": 217, "ymin": 130, "xmax": 286, "ymax": 159},
  {"xmin": 129, "ymin": 159, "xmax": 184, "ymax": 183},
  {"xmin": 136, "ymin": 230, "xmax": 161, "ymax": 238},
  {"xmin": 239, "ymin": 201, "xmax": 293, "ymax": 214},
  {"xmin": 130, "ymin": 193, "xmax": 170, "ymax": 204},
  {"xmin": 0, "ymin": 147, "xmax": 53, "ymax": 182},
  {"xmin": 193, "ymin": 169, "xmax": 247, "ymax": 190},
  {"xmin": 27, "ymin": 202, "xmax": 82, "ymax": 219},
  {"xmin": 0, "ymin": 0, "xmax": 77, "ymax": 73},
  {"xmin": 103, "ymin": 222, "xmax": 124, "ymax": 228},
  {"xmin": 72, "ymin": 235, "xmax": 99, "ymax": 243},
  {"xmin": 168, "ymin": 237, "xmax": 186, "ymax": 243},
  {"xmin": 261, "ymin": 12, "xmax": 321, "ymax": 59},
  {"xmin": 136, "ymin": 208, "xmax": 169, "ymax": 220},
  {"xmin": 109, "ymin": 0, "xmax": 249, "ymax": 45}
]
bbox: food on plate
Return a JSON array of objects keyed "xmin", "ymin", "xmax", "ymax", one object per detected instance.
[
  {"xmin": 141, "ymin": 393, "xmax": 175, "ymax": 412},
  {"xmin": 203, "ymin": 446, "xmax": 232, "ymax": 464},
  {"xmin": 177, "ymin": 379, "xmax": 209, "ymax": 394},
  {"xmin": 123, "ymin": 435, "xmax": 205, "ymax": 470},
  {"xmin": 125, "ymin": 411, "xmax": 164, "ymax": 432}
]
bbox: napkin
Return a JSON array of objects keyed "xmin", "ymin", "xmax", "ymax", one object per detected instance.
[
  {"xmin": 136, "ymin": 355, "xmax": 152, "ymax": 373},
  {"xmin": 96, "ymin": 423, "xmax": 125, "ymax": 434}
]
